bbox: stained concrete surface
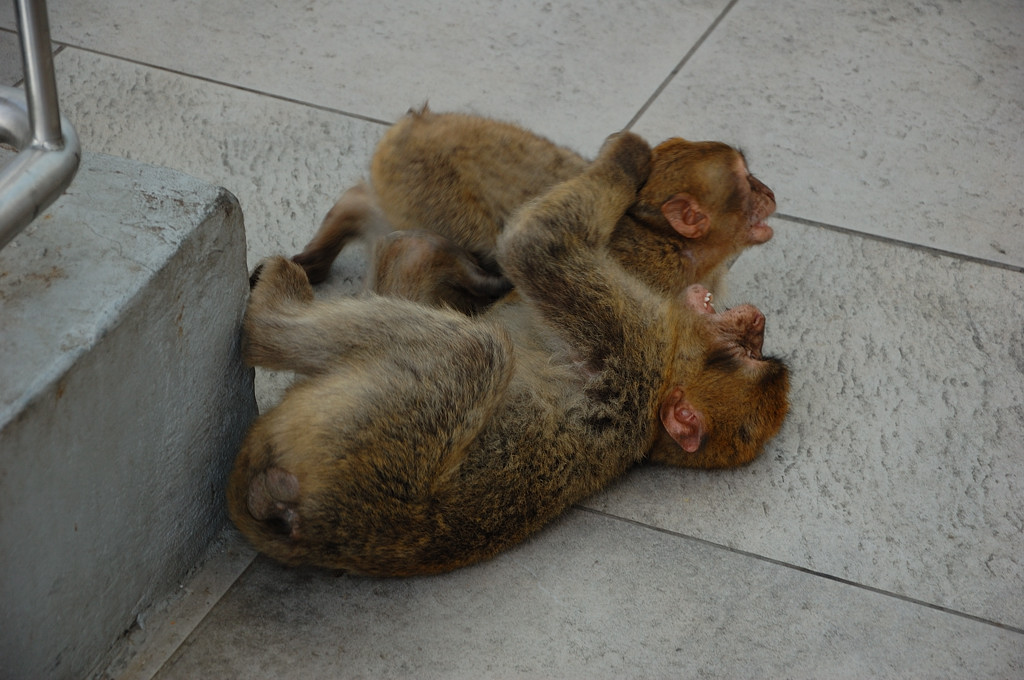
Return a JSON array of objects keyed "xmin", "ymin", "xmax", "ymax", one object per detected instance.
[
  {"xmin": 0, "ymin": 0, "xmax": 1020, "ymax": 676},
  {"xmin": 155, "ymin": 511, "xmax": 1022, "ymax": 680},
  {"xmin": 0, "ymin": 152, "xmax": 256, "ymax": 680}
]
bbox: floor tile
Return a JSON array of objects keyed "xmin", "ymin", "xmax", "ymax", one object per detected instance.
[
  {"xmin": 0, "ymin": 31, "xmax": 20, "ymax": 85},
  {"xmin": 153, "ymin": 513, "xmax": 1021, "ymax": 680},
  {"xmin": 631, "ymin": 0, "xmax": 1024, "ymax": 267},
  {"xmin": 587, "ymin": 219, "xmax": 1024, "ymax": 629},
  {"xmin": 51, "ymin": 49, "xmax": 381, "ymax": 269},
  {"xmin": 3, "ymin": 0, "xmax": 734, "ymax": 153}
]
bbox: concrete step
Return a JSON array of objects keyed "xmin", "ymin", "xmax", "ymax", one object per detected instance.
[{"xmin": 0, "ymin": 151, "xmax": 257, "ymax": 680}]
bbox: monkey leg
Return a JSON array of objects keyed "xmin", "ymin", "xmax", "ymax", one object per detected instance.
[
  {"xmin": 371, "ymin": 230, "xmax": 512, "ymax": 314},
  {"xmin": 228, "ymin": 307, "xmax": 516, "ymax": 571},
  {"xmin": 244, "ymin": 256, "xmax": 509, "ymax": 375},
  {"xmin": 292, "ymin": 182, "xmax": 392, "ymax": 284}
]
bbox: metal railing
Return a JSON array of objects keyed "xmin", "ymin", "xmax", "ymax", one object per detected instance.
[{"xmin": 0, "ymin": 0, "xmax": 80, "ymax": 251}]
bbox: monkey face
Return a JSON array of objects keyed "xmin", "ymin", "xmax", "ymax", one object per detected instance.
[
  {"xmin": 717, "ymin": 153, "xmax": 776, "ymax": 247},
  {"xmin": 651, "ymin": 285, "xmax": 790, "ymax": 469},
  {"xmin": 683, "ymin": 285, "xmax": 766, "ymax": 365}
]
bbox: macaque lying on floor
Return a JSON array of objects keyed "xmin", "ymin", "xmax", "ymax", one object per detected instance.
[
  {"xmin": 294, "ymin": 107, "xmax": 776, "ymax": 314},
  {"xmin": 229, "ymin": 133, "xmax": 789, "ymax": 576}
]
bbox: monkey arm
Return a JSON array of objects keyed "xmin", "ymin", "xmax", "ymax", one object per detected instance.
[
  {"xmin": 497, "ymin": 133, "xmax": 660, "ymax": 362},
  {"xmin": 504, "ymin": 133, "xmax": 650, "ymax": 251}
]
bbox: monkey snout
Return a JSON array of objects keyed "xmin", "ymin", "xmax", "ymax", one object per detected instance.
[{"xmin": 717, "ymin": 304, "xmax": 765, "ymax": 357}]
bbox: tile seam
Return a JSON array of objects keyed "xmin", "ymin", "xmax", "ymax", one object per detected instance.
[
  {"xmin": 50, "ymin": 43, "xmax": 395, "ymax": 127},
  {"xmin": 577, "ymin": 505, "xmax": 1024, "ymax": 637},
  {"xmin": 625, "ymin": 0, "xmax": 742, "ymax": 131},
  {"xmin": 775, "ymin": 213, "xmax": 1024, "ymax": 274}
]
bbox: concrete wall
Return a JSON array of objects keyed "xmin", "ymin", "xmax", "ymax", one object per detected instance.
[{"xmin": 0, "ymin": 152, "xmax": 258, "ymax": 680}]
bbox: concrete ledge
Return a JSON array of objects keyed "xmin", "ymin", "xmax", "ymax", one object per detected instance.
[{"xmin": 0, "ymin": 152, "xmax": 258, "ymax": 680}]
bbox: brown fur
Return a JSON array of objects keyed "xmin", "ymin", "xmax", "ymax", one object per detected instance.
[
  {"xmin": 229, "ymin": 134, "xmax": 789, "ymax": 575},
  {"xmin": 370, "ymin": 229, "xmax": 512, "ymax": 315},
  {"xmin": 292, "ymin": 107, "xmax": 776, "ymax": 309}
]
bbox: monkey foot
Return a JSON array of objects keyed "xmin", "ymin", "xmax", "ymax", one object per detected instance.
[
  {"xmin": 249, "ymin": 256, "xmax": 315, "ymax": 304},
  {"xmin": 247, "ymin": 466, "xmax": 302, "ymax": 539},
  {"xmin": 291, "ymin": 250, "xmax": 331, "ymax": 285}
]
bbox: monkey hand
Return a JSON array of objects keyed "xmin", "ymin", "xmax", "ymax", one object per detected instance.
[{"xmin": 595, "ymin": 132, "xmax": 652, "ymax": 191}]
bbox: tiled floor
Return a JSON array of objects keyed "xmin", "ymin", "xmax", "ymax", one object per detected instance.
[{"xmin": 3, "ymin": 0, "xmax": 1022, "ymax": 677}]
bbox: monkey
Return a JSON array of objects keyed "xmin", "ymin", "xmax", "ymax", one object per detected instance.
[
  {"xmin": 292, "ymin": 107, "xmax": 776, "ymax": 313},
  {"xmin": 292, "ymin": 109, "xmax": 785, "ymax": 466},
  {"xmin": 228, "ymin": 132, "xmax": 789, "ymax": 576}
]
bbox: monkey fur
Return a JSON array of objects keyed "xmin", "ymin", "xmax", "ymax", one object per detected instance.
[
  {"xmin": 292, "ymin": 106, "xmax": 777, "ymax": 312},
  {"xmin": 229, "ymin": 133, "xmax": 789, "ymax": 576}
]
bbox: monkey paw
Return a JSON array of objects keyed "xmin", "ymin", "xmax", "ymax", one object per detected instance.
[
  {"xmin": 597, "ymin": 132, "xmax": 652, "ymax": 189},
  {"xmin": 248, "ymin": 256, "xmax": 315, "ymax": 305}
]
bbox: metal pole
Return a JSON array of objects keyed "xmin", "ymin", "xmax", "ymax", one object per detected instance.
[
  {"xmin": 0, "ymin": 0, "xmax": 80, "ymax": 249},
  {"xmin": 14, "ymin": 0, "xmax": 64, "ymax": 149}
]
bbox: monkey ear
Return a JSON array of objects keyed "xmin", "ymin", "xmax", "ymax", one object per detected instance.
[
  {"xmin": 660, "ymin": 194, "xmax": 710, "ymax": 239},
  {"xmin": 659, "ymin": 387, "xmax": 704, "ymax": 453}
]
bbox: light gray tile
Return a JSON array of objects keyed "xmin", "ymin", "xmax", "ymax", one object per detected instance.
[
  {"xmin": 1, "ymin": 31, "xmax": 21, "ymax": 85},
  {"xmin": 51, "ymin": 49, "xmax": 382, "ymax": 408},
  {"xmin": 0, "ymin": 30, "xmax": 65, "ymax": 88},
  {"xmin": 53, "ymin": 48, "xmax": 381, "ymax": 268},
  {"xmin": 153, "ymin": 512, "xmax": 1022, "ymax": 680},
  {"xmin": 5, "ymin": 0, "xmax": 734, "ymax": 153},
  {"xmin": 632, "ymin": 0, "xmax": 1024, "ymax": 267},
  {"xmin": 588, "ymin": 220, "xmax": 1024, "ymax": 629}
]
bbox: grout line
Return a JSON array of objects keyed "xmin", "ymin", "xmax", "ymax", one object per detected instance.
[
  {"xmin": 775, "ymin": 213, "xmax": 1024, "ymax": 274},
  {"xmin": 577, "ymin": 506, "xmax": 1024, "ymax": 637},
  {"xmin": 98, "ymin": 527, "xmax": 258, "ymax": 680},
  {"xmin": 4, "ymin": 36, "xmax": 68, "ymax": 90},
  {"xmin": 624, "ymin": 0, "xmax": 741, "ymax": 131},
  {"xmin": 50, "ymin": 42, "xmax": 395, "ymax": 128},
  {"xmin": 36, "ymin": 34, "xmax": 1022, "ymax": 280}
]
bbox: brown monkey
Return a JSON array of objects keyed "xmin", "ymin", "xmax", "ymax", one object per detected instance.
[
  {"xmin": 292, "ymin": 107, "xmax": 776, "ymax": 311},
  {"xmin": 229, "ymin": 133, "xmax": 789, "ymax": 575}
]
